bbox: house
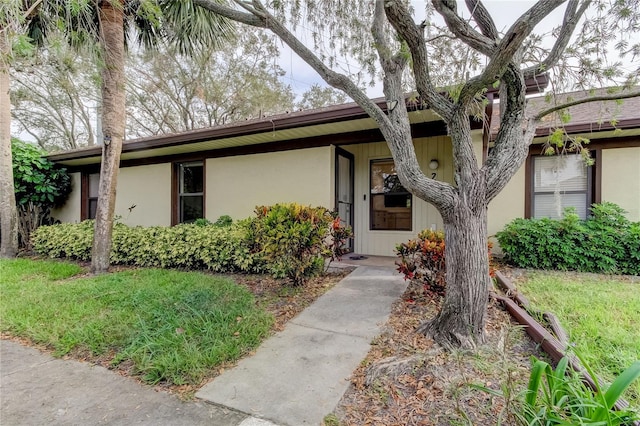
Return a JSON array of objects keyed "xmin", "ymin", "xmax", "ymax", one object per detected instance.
[{"xmin": 48, "ymin": 85, "xmax": 640, "ymax": 256}]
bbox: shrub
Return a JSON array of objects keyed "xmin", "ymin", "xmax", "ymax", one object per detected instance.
[
  {"xmin": 395, "ymin": 229, "xmax": 494, "ymax": 296},
  {"xmin": 32, "ymin": 220, "xmax": 263, "ymax": 273},
  {"xmin": 252, "ymin": 203, "xmax": 334, "ymax": 286},
  {"xmin": 31, "ymin": 204, "xmax": 352, "ymax": 283},
  {"xmin": 497, "ymin": 203, "xmax": 640, "ymax": 275},
  {"xmin": 396, "ymin": 229, "xmax": 447, "ymax": 295},
  {"xmin": 11, "ymin": 139, "xmax": 71, "ymax": 250}
]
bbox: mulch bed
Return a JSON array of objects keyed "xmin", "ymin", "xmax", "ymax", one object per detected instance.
[{"xmin": 331, "ymin": 279, "xmax": 545, "ymax": 426}]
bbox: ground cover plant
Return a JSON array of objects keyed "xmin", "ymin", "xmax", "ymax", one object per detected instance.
[
  {"xmin": 515, "ymin": 270, "xmax": 640, "ymax": 406},
  {"xmin": 0, "ymin": 258, "xmax": 273, "ymax": 386}
]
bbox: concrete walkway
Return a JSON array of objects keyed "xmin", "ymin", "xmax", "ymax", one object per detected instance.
[
  {"xmin": 1, "ymin": 264, "xmax": 406, "ymax": 426},
  {"xmin": 196, "ymin": 265, "xmax": 407, "ymax": 425}
]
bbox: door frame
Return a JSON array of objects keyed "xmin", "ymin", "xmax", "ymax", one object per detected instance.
[{"xmin": 334, "ymin": 146, "xmax": 355, "ymax": 252}]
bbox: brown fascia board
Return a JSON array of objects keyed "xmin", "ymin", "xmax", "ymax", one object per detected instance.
[
  {"xmin": 535, "ymin": 117, "xmax": 640, "ymax": 137},
  {"xmin": 48, "ymin": 75, "xmax": 548, "ymax": 163}
]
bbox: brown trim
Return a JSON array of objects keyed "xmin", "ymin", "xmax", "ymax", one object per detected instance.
[
  {"xmin": 594, "ymin": 148, "xmax": 602, "ymax": 204},
  {"xmin": 526, "ymin": 153, "xmax": 595, "ymax": 219},
  {"xmin": 534, "ymin": 118, "xmax": 640, "ymax": 139},
  {"xmin": 524, "ymin": 155, "xmax": 533, "ymax": 219},
  {"xmin": 80, "ymin": 173, "xmax": 88, "ymax": 220},
  {"xmin": 66, "ymin": 120, "xmax": 452, "ymax": 172},
  {"xmin": 482, "ymin": 93, "xmax": 495, "ymax": 164},
  {"xmin": 172, "ymin": 159, "xmax": 206, "ymax": 225},
  {"xmin": 528, "ymin": 135, "xmax": 640, "ymax": 155},
  {"xmin": 334, "ymin": 147, "xmax": 355, "ymax": 253}
]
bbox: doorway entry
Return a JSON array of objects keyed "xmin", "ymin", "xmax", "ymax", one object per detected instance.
[{"xmin": 335, "ymin": 147, "xmax": 354, "ymax": 252}]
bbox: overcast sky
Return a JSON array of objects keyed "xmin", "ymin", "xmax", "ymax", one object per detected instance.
[{"xmin": 277, "ymin": 1, "xmax": 570, "ymax": 99}]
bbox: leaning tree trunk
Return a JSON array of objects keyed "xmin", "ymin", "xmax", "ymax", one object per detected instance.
[
  {"xmin": 418, "ymin": 206, "xmax": 491, "ymax": 349},
  {"xmin": 0, "ymin": 33, "xmax": 19, "ymax": 258},
  {"xmin": 91, "ymin": 0, "xmax": 126, "ymax": 274}
]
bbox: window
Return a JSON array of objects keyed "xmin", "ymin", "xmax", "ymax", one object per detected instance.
[
  {"xmin": 370, "ymin": 159, "xmax": 412, "ymax": 231},
  {"xmin": 81, "ymin": 172, "xmax": 99, "ymax": 220},
  {"xmin": 176, "ymin": 161, "xmax": 204, "ymax": 223},
  {"xmin": 531, "ymin": 154, "xmax": 592, "ymax": 219}
]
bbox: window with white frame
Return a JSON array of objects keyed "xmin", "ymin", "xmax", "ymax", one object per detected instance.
[{"xmin": 532, "ymin": 154, "xmax": 591, "ymax": 219}]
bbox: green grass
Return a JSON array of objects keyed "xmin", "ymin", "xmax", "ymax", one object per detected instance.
[
  {"xmin": 517, "ymin": 271, "xmax": 640, "ymax": 405},
  {"xmin": 0, "ymin": 259, "xmax": 273, "ymax": 386}
]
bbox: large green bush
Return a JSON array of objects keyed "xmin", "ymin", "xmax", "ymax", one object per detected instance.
[
  {"xmin": 11, "ymin": 139, "xmax": 71, "ymax": 250},
  {"xmin": 32, "ymin": 203, "xmax": 353, "ymax": 282},
  {"xmin": 32, "ymin": 220, "xmax": 264, "ymax": 273},
  {"xmin": 496, "ymin": 203, "xmax": 640, "ymax": 275}
]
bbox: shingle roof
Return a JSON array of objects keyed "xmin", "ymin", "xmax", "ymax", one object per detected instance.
[{"xmin": 490, "ymin": 86, "xmax": 640, "ymax": 139}]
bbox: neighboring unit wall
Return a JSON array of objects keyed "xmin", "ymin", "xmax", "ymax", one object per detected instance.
[
  {"xmin": 601, "ymin": 146, "xmax": 640, "ymax": 221},
  {"xmin": 51, "ymin": 172, "xmax": 81, "ymax": 223},
  {"xmin": 115, "ymin": 164, "xmax": 172, "ymax": 226},
  {"xmin": 205, "ymin": 146, "xmax": 334, "ymax": 220},
  {"xmin": 487, "ymin": 167, "xmax": 526, "ymax": 238},
  {"xmin": 342, "ymin": 135, "xmax": 458, "ymax": 256}
]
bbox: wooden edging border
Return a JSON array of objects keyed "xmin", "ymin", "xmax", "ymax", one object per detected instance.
[{"xmin": 491, "ymin": 270, "xmax": 636, "ymax": 419}]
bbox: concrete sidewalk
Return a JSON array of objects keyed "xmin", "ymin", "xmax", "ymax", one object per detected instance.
[
  {"xmin": 196, "ymin": 265, "xmax": 407, "ymax": 425},
  {"xmin": 0, "ymin": 339, "xmax": 250, "ymax": 426}
]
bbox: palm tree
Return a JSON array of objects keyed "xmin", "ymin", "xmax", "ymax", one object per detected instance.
[{"xmin": 22, "ymin": 0, "xmax": 233, "ymax": 272}]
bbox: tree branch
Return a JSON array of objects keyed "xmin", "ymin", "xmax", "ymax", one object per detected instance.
[
  {"xmin": 534, "ymin": 90, "xmax": 640, "ymax": 121},
  {"xmin": 384, "ymin": 0, "xmax": 454, "ymax": 120},
  {"xmin": 523, "ymin": 0, "xmax": 591, "ymax": 79},
  {"xmin": 465, "ymin": 0, "xmax": 498, "ymax": 40},
  {"xmin": 458, "ymin": 0, "xmax": 565, "ymax": 106},
  {"xmin": 432, "ymin": 0, "xmax": 496, "ymax": 56},
  {"xmin": 194, "ymin": 0, "xmax": 391, "ymax": 128}
]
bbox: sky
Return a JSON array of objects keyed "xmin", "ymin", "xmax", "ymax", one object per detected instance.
[{"xmin": 276, "ymin": 1, "xmax": 574, "ymax": 99}]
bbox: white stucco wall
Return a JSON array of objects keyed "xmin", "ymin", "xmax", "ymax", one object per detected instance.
[
  {"xmin": 601, "ymin": 146, "xmax": 640, "ymax": 221},
  {"xmin": 51, "ymin": 172, "xmax": 81, "ymax": 223},
  {"xmin": 205, "ymin": 147, "xmax": 334, "ymax": 221},
  {"xmin": 115, "ymin": 163, "xmax": 172, "ymax": 226}
]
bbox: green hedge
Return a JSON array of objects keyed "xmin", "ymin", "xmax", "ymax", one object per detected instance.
[
  {"xmin": 31, "ymin": 203, "xmax": 353, "ymax": 282},
  {"xmin": 32, "ymin": 220, "xmax": 264, "ymax": 273},
  {"xmin": 496, "ymin": 203, "xmax": 640, "ymax": 275}
]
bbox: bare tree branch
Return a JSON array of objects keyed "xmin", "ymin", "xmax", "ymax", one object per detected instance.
[
  {"xmin": 465, "ymin": 0, "xmax": 498, "ymax": 40},
  {"xmin": 384, "ymin": 0, "xmax": 454, "ymax": 121},
  {"xmin": 458, "ymin": 0, "xmax": 566, "ymax": 106},
  {"xmin": 534, "ymin": 90, "xmax": 640, "ymax": 121},
  {"xmin": 432, "ymin": 0, "xmax": 496, "ymax": 56},
  {"xmin": 523, "ymin": 0, "xmax": 591, "ymax": 79},
  {"xmin": 194, "ymin": 0, "xmax": 391, "ymax": 130}
]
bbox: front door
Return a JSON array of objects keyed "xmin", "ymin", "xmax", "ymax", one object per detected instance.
[{"xmin": 335, "ymin": 148, "xmax": 355, "ymax": 252}]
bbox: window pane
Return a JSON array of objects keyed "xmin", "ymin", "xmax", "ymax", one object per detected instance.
[
  {"xmin": 534, "ymin": 193, "xmax": 587, "ymax": 220},
  {"xmin": 371, "ymin": 160, "xmax": 412, "ymax": 231},
  {"xmin": 534, "ymin": 155, "xmax": 587, "ymax": 192},
  {"xmin": 89, "ymin": 199, "xmax": 98, "ymax": 220},
  {"xmin": 180, "ymin": 195, "xmax": 204, "ymax": 223},
  {"xmin": 180, "ymin": 162, "xmax": 203, "ymax": 194},
  {"xmin": 89, "ymin": 174, "xmax": 100, "ymax": 197}
]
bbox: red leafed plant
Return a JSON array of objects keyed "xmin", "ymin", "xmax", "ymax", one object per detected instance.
[{"xmin": 396, "ymin": 229, "xmax": 494, "ymax": 297}]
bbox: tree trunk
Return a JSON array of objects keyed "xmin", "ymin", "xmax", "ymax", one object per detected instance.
[
  {"xmin": 0, "ymin": 34, "xmax": 19, "ymax": 258},
  {"xmin": 418, "ymin": 205, "xmax": 491, "ymax": 349},
  {"xmin": 91, "ymin": 0, "xmax": 126, "ymax": 274}
]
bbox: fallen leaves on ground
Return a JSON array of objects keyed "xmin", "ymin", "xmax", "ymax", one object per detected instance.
[{"xmin": 331, "ymin": 280, "xmax": 545, "ymax": 426}]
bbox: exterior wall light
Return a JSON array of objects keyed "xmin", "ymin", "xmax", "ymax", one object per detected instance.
[{"xmin": 429, "ymin": 159, "xmax": 439, "ymax": 170}]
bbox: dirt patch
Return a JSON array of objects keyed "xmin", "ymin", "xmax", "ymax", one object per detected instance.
[{"xmin": 331, "ymin": 280, "xmax": 545, "ymax": 426}]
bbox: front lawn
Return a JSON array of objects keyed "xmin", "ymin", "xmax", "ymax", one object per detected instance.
[
  {"xmin": 0, "ymin": 259, "xmax": 273, "ymax": 386},
  {"xmin": 516, "ymin": 271, "xmax": 640, "ymax": 405}
]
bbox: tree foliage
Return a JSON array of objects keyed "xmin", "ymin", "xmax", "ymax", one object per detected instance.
[
  {"xmin": 191, "ymin": 0, "xmax": 640, "ymax": 349},
  {"xmin": 12, "ymin": 139, "xmax": 71, "ymax": 207}
]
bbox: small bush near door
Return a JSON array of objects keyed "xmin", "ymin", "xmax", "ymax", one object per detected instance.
[
  {"xmin": 496, "ymin": 202, "xmax": 640, "ymax": 275},
  {"xmin": 251, "ymin": 203, "xmax": 334, "ymax": 286}
]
